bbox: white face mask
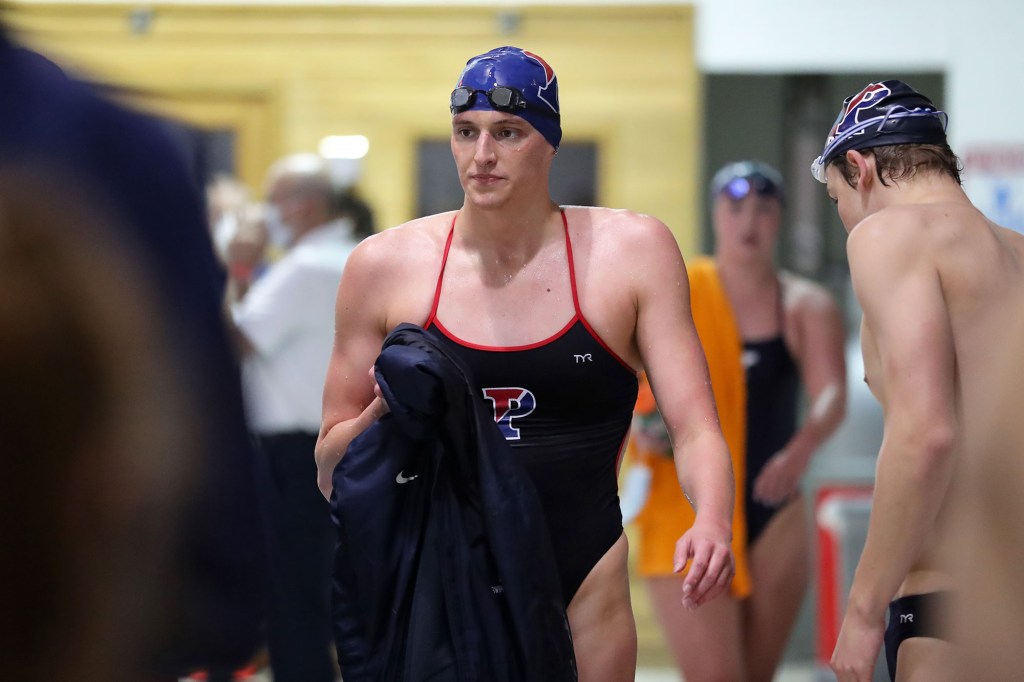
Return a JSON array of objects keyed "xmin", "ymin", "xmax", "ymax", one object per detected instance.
[{"xmin": 263, "ymin": 204, "xmax": 294, "ymax": 249}]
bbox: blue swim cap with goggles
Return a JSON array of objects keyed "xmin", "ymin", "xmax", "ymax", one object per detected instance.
[
  {"xmin": 450, "ymin": 46, "xmax": 562, "ymax": 151},
  {"xmin": 811, "ymin": 80, "xmax": 948, "ymax": 183}
]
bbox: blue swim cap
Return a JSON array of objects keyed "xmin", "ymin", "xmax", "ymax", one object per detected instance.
[
  {"xmin": 453, "ymin": 46, "xmax": 562, "ymax": 150},
  {"xmin": 811, "ymin": 80, "xmax": 948, "ymax": 183}
]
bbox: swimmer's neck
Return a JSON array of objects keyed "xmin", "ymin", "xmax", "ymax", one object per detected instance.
[
  {"xmin": 717, "ymin": 256, "xmax": 777, "ymax": 291},
  {"xmin": 456, "ymin": 199, "xmax": 563, "ymax": 258}
]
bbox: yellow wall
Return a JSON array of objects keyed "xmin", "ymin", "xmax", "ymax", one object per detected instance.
[{"xmin": 6, "ymin": 3, "xmax": 700, "ymax": 252}]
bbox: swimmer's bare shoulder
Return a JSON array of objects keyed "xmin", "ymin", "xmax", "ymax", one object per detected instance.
[
  {"xmin": 845, "ymin": 206, "xmax": 938, "ymax": 282},
  {"xmin": 339, "ymin": 211, "xmax": 456, "ymax": 331},
  {"xmin": 780, "ymin": 269, "xmax": 838, "ymax": 311},
  {"xmin": 562, "ymin": 205, "xmax": 692, "ymax": 368},
  {"xmin": 565, "ymin": 205, "xmax": 681, "ymax": 269}
]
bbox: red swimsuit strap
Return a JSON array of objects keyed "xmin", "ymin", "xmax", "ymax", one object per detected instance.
[
  {"xmin": 564, "ymin": 210, "xmax": 635, "ymax": 373},
  {"xmin": 423, "ymin": 214, "xmax": 458, "ymax": 329},
  {"xmin": 560, "ymin": 209, "xmax": 583, "ymax": 318}
]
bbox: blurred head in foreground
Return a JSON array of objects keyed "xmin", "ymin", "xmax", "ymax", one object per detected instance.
[{"xmin": 0, "ymin": 173, "xmax": 193, "ymax": 682}]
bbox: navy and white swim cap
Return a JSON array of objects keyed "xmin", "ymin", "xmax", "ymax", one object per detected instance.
[
  {"xmin": 451, "ymin": 46, "xmax": 562, "ymax": 150},
  {"xmin": 811, "ymin": 80, "xmax": 948, "ymax": 183}
]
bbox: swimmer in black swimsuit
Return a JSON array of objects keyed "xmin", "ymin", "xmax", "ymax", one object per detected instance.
[
  {"xmin": 742, "ymin": 277, "xmax": 800, "ymax": 548},
  {"xmin": 638, "ymin": 161, "xmax": 847, "ymax": 682},
  {"xmin": 425, "ymin": 210, "xmax": 637, "ymax": 605},
  {"xmin": 315, "ymin": 46, "xmax": 736, "ymax": 681}
]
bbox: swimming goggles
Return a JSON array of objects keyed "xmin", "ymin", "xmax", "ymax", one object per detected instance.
[{"xmin": 450, "ymin": 86, "xmax": 528, "ymax": 115}]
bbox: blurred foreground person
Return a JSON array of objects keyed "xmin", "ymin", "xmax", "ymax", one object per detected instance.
[
  {"xmin": 814, "ymin": 80, "xmax": 1024, "ymax": 682},
  {"xmin": 0, "ymin": 175, "xmax": 191, "ymax": 681},
  {"xmin": 0, "ymin": 23, "xmax": 266, "ymax": 680}
]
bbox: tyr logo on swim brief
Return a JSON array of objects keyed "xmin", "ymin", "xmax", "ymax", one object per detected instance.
[{"xmin": 482, "ymin": 387, "xmax": 536, "ymax": 440}]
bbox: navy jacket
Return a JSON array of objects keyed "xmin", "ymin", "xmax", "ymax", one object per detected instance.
[{"xmin": 331, "ymin": 324, "xmax": 577, "ymax": 682}]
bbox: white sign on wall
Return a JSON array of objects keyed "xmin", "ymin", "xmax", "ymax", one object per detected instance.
[{"xmin": 963, "ymin": 147, "xmax": 1024, "ymax": 234}]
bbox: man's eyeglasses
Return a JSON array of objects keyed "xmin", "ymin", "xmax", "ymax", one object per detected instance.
[{"xmin": 450, "ymin": 86, "xmax": 527, "ymax": 115}]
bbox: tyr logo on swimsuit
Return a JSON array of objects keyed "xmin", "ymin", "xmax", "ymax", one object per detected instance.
[{"xmin": 482, "ymin": 387, "xmax": 536, "ymax": 440}]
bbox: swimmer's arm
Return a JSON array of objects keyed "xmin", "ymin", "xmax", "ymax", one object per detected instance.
[
  {"xmin": 785, "ymin": 289, "xmax": 848, "ymax": 462},
  {"xmin": 844, "ymin": 221, "xmax": 957, "ymax": 624},
  {"xmin": 631, "ymin": 217, "xmax": 735, "ymax": 605},
  {"xmin": 754, "ymin": 286, "xmax": 847, "ymax": 504},
  {"xmin": 315, "ymin": 238, "xmax": 392, "ymax": 500}
]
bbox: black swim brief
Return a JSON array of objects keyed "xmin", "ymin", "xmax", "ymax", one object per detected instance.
[{"xmin": 884, "ymin": 591, "xmax": 950, "ymax": 681}]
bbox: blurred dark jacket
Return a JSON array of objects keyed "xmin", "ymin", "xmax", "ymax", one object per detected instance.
[{"xmin": 0, "ymin": 28, "xmax": 267, "ymax": 675}]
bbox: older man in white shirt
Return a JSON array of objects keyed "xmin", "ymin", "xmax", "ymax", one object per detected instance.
[{"xmin": 229, "ymin": 153, "xmax": 362, "ymax": 682}]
